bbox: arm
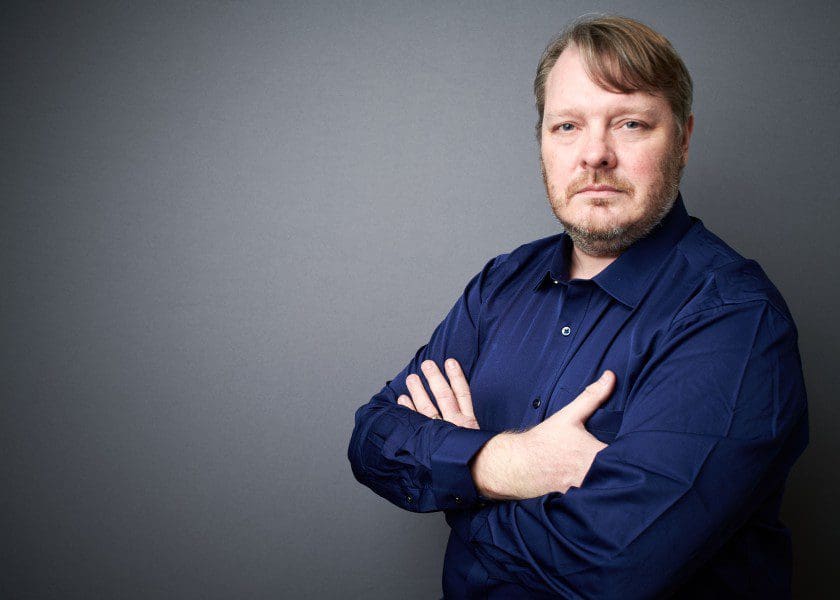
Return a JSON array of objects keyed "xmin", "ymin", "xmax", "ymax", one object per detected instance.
[
  {"xmin": 347, "ymin": 256, "xmax": 504, "ymax": 513},
  {"xmin": 400, "ymin": 361, "xmax": 616, "ymax": 500},
  {"xmin": 448, "ymin": 300, "xmax": 809, "ymax": 598}
]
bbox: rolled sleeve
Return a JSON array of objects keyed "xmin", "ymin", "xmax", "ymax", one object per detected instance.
[{"xmin": 431, "ymin": 427, "xmax": 498, "ymax": 509}]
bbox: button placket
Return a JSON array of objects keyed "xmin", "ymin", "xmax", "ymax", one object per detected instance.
[{"xmin": 544, "ymin": 283, "xmax": 594, "ymax": 414}]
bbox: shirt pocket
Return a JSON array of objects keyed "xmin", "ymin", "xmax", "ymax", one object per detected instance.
[{"xmin": 585, "ymin": 408, "xmax": 625, "ymax": 443}]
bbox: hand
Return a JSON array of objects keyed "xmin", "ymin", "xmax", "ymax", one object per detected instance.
[
  {"xmin": 471, "ymin": 370, "xmax": 616, "ymax": 500},
  {"xmin": 396, "ymin": 358, "xmax": 480, "ymax": 430}
]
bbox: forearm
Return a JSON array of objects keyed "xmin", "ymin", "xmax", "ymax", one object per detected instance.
[
  {"xmin": 470, "ymin": 433, "xmax": 522, "ymax": 501},
  {"xmin": 471, "ymin": 431, "xmax": 559, "ymax": 501},
  {"xmin": 471, "ymin": 434, "xmax": 596, "ymax": 501},
  {"xmin": 349, "ymin": 387, "xmax": 496, "ymax": 512}
]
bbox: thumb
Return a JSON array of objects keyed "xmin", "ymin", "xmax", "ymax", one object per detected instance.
[{"xmin": 562, "ymin": 370, "xmax": 616, "ymax": 423}]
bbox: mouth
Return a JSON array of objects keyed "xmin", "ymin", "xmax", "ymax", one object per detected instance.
[{"xmin": 575, "ymin": 185, "xmax": 624, "ymax": 195}]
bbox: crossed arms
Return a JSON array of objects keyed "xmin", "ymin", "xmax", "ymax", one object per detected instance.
[
  {"xmin": 398, "ymin": 358, "xmax": 614, "ymax": 501},
  {"xmin": 347, "ymin": 258, "xmax": 808, "ymax": 597}
]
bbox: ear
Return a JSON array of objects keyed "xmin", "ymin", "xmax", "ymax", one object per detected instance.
[{"xmin": 680, "ymin": 114, "xmax": 694, "ymax": 166}]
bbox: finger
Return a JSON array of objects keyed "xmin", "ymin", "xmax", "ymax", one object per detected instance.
[
  {"xmin": 562, "ymin": 370, "xmax": 616, "ymax": 423},
  {"xmin": 405, "ymin": 373, "xmax": 441, "ymax": 420},
  {"xmin": 397, "ymin": 394, "xmax": 417, "ymax": 411},
  {"xmin": 444, "ymin": 358, "xmax": 475, "ymax": 419},
  {"xmin": 421, "ymin": 360, "xmax": 461, "ymax": 421}
]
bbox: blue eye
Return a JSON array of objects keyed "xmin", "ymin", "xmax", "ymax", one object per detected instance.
[
  {"xmin": 624, "ymin": 121, "xmax": 642, "ymax": 129},
  {"xmin": 555, "ymin": 123, "xmax": 575, "ymax": 132}
]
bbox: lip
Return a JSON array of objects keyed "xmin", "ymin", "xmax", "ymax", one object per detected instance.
[{"xmin": 577, "ymin": 185, "xmax": 622, "ymax": 194}]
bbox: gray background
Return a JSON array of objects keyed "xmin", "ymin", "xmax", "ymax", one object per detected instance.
[{"xmin": 2, "ymin": 1, "xmax": 837, "ymax": 598}]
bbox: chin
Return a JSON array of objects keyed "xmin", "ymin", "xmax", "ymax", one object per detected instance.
[{"xmin": 578, "ymin": 209, "xmax": 632, "ymax": 233}]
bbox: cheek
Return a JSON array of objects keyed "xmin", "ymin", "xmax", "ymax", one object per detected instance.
[
  {"xmin": 621, "ymin": 154, "xmax": 663, "ymax": 190},
  {"xmin": 544, "ymin": 154, "xmax": 578, "ymax": 187},
  {"xmin": 541, "ymin": 156, "xmax": 568, "ymax": 186},
  {"xmin": 542, "ymin": 141, "xmax": 577, "ymax": 169},
  {"xmin": 619, "ymin": 139, "xmax": 676, "ymax": 183}
]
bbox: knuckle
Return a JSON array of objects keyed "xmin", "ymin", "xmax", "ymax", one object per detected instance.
[{"xmin": 437, "ymin": 391, "xmax": 455, "ymax": 403}]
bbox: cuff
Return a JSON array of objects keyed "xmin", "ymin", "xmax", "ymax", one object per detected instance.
[{"xmin": 430, "ymin": 427, "xmax": 497, "ymax": 510}]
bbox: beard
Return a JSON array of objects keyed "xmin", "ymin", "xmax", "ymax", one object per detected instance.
[{"xmin": 541, "ymin": 143, "xmax": 684, "ymax": 257}]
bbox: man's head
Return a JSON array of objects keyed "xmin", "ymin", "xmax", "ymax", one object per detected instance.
[{"xmin": 535, "ymin": 15, "xmax": 694, "ymax": 257}]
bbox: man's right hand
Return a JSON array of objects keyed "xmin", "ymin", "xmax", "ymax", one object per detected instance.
[{"xmin": 471, "ymin": 371, "xmax": 616, "ymax": 501}]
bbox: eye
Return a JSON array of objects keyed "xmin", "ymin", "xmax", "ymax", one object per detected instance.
[
  {"xmin": 623, "ymin": 120, "xmax": 643, "ymax": 130},
  {"xmin": 553, "ymin": 123, "xmax": 576, "ymax": 133}
]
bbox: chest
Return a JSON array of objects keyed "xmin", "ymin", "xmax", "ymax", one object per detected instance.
[{"xmin": 468, "ymin": 282, "xmax": 671, "ymax": 441}]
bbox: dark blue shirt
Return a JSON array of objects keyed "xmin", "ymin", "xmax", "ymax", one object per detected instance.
[{"xmin": 348, "ymin": 195, "xmax": 808, "ymax": 599}]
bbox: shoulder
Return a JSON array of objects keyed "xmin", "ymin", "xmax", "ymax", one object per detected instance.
[
  {"xmin": 474, "ymin": 233, "xmax": 563, "ymax": 298},
  {"xmin": 670, "ymin": 222, "xmax": 795, "ymax": 328}
]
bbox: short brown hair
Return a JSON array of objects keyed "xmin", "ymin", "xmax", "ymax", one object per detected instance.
[{"xmin": 534, "ymin": 15, "xmax": 693, "ymax": 142}]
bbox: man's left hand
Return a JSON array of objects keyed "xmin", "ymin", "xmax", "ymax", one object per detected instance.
[{"xmin": 397, "ymin": 358, "xmax": 479, "ymax": 430}]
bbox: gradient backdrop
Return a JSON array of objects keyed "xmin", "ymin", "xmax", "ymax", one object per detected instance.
[{"xmin": 2, "ymin": 1, "xmax": 838, "ymax": 598}]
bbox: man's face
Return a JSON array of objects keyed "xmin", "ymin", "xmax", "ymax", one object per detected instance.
[{"xmin": 540, "ymin": 45, "xmax": 692, "ymax": 257}]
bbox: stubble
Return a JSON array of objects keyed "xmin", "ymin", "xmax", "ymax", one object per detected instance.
[{"xmin": 541, "ymin": 144, "xmax": 683, "ymax": 257}]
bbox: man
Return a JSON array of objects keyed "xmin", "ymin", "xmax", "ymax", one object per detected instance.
[{"xmin": 348, "ymin": 15, "xmax": 808, "ymax": 599}]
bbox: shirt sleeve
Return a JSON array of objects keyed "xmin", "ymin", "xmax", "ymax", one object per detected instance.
[
  {"xmin": 347, "ymin": 255, "xmax": 506, "ymax": 513},
  {"xmin": 446, "ymin": 298, "xmax": 809, "ymax": 599}
]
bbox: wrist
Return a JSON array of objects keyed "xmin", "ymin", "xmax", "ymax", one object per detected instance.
[{"xmin": 470, "ymin": 432, "xmax": 525, "ymax": 501}]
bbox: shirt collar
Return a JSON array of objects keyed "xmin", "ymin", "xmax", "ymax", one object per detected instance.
[{"xmin": 533, "ymin": 193, "xmax": 693, "ymax": 308}]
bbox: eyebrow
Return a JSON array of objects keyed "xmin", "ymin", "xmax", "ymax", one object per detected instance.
[{"xmin": 544, "ymin": 106, "xmax": 662, "ymax": 119}]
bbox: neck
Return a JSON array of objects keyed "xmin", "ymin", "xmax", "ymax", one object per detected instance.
[{"xmin": 568, "ymin": 244, "xmax": 619, "ymax": 280}]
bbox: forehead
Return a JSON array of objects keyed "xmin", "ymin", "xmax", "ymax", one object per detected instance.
[{"xmin": 544, "ymin": 46, "xmax": 670, "ymax": 116}]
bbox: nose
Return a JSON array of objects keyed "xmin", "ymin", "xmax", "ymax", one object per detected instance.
[{"xmin": 580, "ymin": 130, "xmax": 617, "ymax": 170}]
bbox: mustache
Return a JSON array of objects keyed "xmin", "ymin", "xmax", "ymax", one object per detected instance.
[{"xmin": 565, "ymin": 174, "xmax": 634, "ymax": 198}]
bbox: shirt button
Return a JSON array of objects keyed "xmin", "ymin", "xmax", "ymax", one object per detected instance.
[
  {"xmin": 553, "ymin": 279, "xmax": 559, "ymax": 284},
  {"xmin": 561, "ymin": 326, "xmax": 571, "ymax": 336},
  {"xmin": 532, "ymin": 397, "xmax": 541, "ymax": 409},
  {"xmin": 454, "ymin": 495, "xmax": 462, "ymax": 505},
  {"xmin": 406, "ymin": 494, "xmax": 414, "ymax": 504}
]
